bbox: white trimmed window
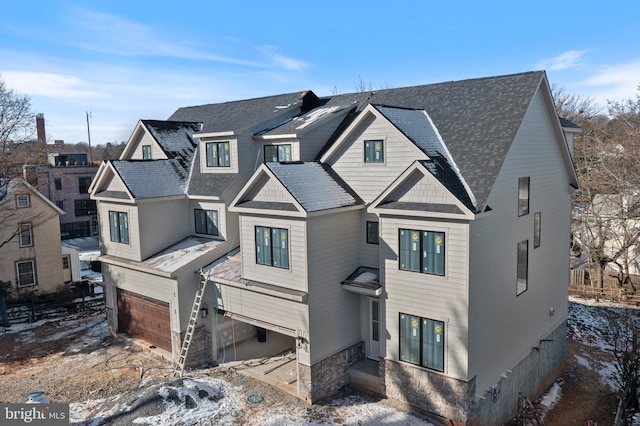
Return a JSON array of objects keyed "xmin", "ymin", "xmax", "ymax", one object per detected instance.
[
  {"xmin": 264, "ymin": 144, "xmax": 292, "ymax": 162},
  {"xmin": 109, "ymin": 211, "xmax": 129, "ymax": 244},
  {"xmin": 16, "ymin": 194, "xmax": 30, "ymax": 208},
  {"xmin": 16, "ymin": 260, "xmax": 36, "ymax": 287},
  {"xmin": 19, "ymin": 223, "xmax": 33, "ymax": 247},
  {"xmin": 142, "ymin": 145, "xmax": 152, "ymax": 159}
]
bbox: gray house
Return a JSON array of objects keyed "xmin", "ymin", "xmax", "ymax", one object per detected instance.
[{"xmin": 90, "ymin": 71, "xmax": 577, "ymax": 424}]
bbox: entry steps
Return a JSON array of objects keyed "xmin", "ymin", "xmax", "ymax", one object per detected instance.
[{"xmin": 349, "ymin": 359, "xmax": 381, "ymax": 395}]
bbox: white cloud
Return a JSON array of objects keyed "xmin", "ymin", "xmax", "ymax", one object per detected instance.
[
  {"xmin": 2, "ymin": 71, "xmax": 98, "ymax": 99},
  {"xmin": 257, "ymin": 46, "xmax": 309, "ymax": 72},
  {"xmin": 536, "ymin": 49, "xmax": 590, "ymax": 71},
  {"xmin": 580, "ymin": 60, "xmax": 640, "ymax": 104}
]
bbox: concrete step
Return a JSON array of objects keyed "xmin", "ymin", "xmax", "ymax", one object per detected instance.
[{"xmin": 349, "ymin": 359, "xmax": 381, "ymax": 395}]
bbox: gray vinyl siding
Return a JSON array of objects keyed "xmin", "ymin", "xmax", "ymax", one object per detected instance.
[
  {"xmin": 189, "ymin": 200, "xmax": 228, "ymax": 240},
  {"xmin": 210, "ymin": 282, "xmax": 310, "ymax": 365},
  {"xmin": 299, "ymin": 110, "xmax": 351, "ymax": 161},
  {"xmin": 307, "ymin": 209, "xmax": 362, "ymax": 364},
  {"xmin": 104, "ymin": 172, "xmax": 129, "ymax": 193},
  {"xmin": 99, "ymin": 201, "xmax": 141, "ymax": 261},
  {"xmin": 467, "ymin": 90, "xmax": 572, "ymax": 393},
  {"xmin": 239, "ymin": 215, "xmax": 308, "ymax": 292},
  {"xmin": 138, "ymin": 199, "xmax": 190, "ymax": 260},
  {"xmin": 382, "ymin": 216, "xmax": 470, "ymax": 380},
  {"xmin": 361, "ymin": 211, "xmax": 380, "ymax": 268},
  {"xmin": 131, "ymin": 132, "xmax": 167, "ymax": 160},
  {"xmin": 327, "ymin": 113, "xmax": 429, "ymax": 203},
  {"xmin": 252, "ymin": 177, "xmax": 290, "ymax": 203}
]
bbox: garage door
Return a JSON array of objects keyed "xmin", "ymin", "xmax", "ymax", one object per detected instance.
[{"xmin": 117, "ymin": 289, "xmax": 172, "ymax": 352}]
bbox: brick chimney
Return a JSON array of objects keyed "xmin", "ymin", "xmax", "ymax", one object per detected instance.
[{"xmin": 36, "ymin": 113, "xmax": 46, "ymax": 143}]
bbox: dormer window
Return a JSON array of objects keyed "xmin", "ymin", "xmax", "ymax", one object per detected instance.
[
  {"xmin": 265, "ymin": 144, "xmax": 292, "ymax": 162},
  {"xmin": 142, "ymin": 145, "xmax": 152, "ymax": 159},
  {"xmin": 364, "ymin": 140, "xmax": 384, "ymax": 163},
  {"xmin": 206, "ymin": 142, "xmax": 230, "ymax": 167}
]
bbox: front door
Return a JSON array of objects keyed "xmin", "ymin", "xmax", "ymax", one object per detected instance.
[
  {"xmin": 62, "ymin": 255, "xmax": 72, "ymax": 283},
  {"xmin": 367, "ymin": 297, "xmax": 380, "ymax": 360}
]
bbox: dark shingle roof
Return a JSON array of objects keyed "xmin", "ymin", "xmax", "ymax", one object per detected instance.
[
  {"xmin": 143, "ymin": 120, "xmax": 199, "ymax": 163},
  {"xmin": 186, "ymin": 146, "xmax": 239, "ymax": 197},
  {"xmin": 266, "ymin": 162, "xmax": 362, "ymax": 212},
  {"xmin": 112, "ymin": 160, "xmax": 187, "ymax": 199},
  {"xmin": 363, "ymin": 71, "xmax": 545, "ymax": 209},
  {"xmin": 371, "ymin": 105, "xmax": 477, "ymax": 211},
  {"xmin": 168, "ymin": 92, "xmax": 306, "ymax": 134}
]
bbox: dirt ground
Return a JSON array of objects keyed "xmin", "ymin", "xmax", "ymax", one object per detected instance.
[{"xmin": 0, "ymin": 310, "xmax": 620, "ymax": 425}]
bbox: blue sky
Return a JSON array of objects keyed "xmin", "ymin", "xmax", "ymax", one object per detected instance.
[{"xmin": 1, "ymin": 1, "xmax": 639, "ymax": 144}]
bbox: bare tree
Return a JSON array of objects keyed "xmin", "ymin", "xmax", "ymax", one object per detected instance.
[
  {"xmin": 562, "ymin": 84, "xmax": 640, "ymax": 288},
  {"xmin": 0, "ymin": 74, "xmax": 37, "ymax": 179}
]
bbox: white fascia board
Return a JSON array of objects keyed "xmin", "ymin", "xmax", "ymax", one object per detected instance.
[
  {"xmin": 195, "ymin": 131, "xmax": 236, "ymax": 138},
  {"xmin": 186, "ymin": 194, "xmax": 223, "ymax": 201},
  {"xmin": 253, "ymin": 134, "xmax": 298, "ymax": 141},
  {"xmin": 373, "ymin": 208, "xmax": 475, "ymax": 221},
  {"xmin": 230, "ymin": 206, "xmax": 307, "ymax": 218},
  {"xmin": 120, "ymin": 120, "xmax": 146, "ymax": 160}
]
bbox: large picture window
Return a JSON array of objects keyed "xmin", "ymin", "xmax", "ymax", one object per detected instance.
[
  {"xmin": 517, "ymin": 240, "xmax": 528, "ymax": 295},
  {"xmin": 399, "ymin": 313, "xmax": 444, "ymax": 372},
  {"xmin": 264, "ymin": 144, "xmax": 292, "ymax": 162},
  {"xmin": 109, "ymin": 211, "xmax": 129, "ymax": 244},
  {"xmin": 399, "ymin": 229, "xmax": 445, "ymax": 275},
  {"xmin": 255, "ymin": 226, "xmax": 289, "ymax": 269},
  {"xmin": 205, "ymin": 141, "xmax": 230, "ymax": 167},
  {"xmin": 16, "ymin": 260, "xmax": 36, "ymax": 287},
  {"xmin": 364, "ymin": 140, "xmax": 384, "ymax": 163},
  {"xmin": 194, "ymin": 209, "xmax": 219, "ymax": 236}
]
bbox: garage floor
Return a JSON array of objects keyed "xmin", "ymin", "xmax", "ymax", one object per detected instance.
[{"xmin": 221, "ymin": 330, "xmax": 298, "ymax": 397}]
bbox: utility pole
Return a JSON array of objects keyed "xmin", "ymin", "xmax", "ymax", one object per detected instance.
[{"xmin": 86, "ymin": 111, "xmax": 93, "ymax": 164}]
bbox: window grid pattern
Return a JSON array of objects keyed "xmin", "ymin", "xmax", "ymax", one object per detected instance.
[
  {"xmin": 399, "ymin": 313, "xmax": 444, "ymax": 372},
  {"xmin": 75, "ymin": 199, "xmax": 97, "ymax": 216},
  {"xmin": 19, "ymin": 223, "xmax": 33, "ymax": 247},
  {"xmin": 399, "ymin": 229, "xmax": 445, "ymax": 275},
  {"xmin": 16, "ymin": 195, "xmax": 30, "ymax": 208},
  {"xmin": 16, "ymin": 260, "xmax": 36, "ymax": 287},
  {"xmin": 206, "ymin": 142, "xmax": 230, "ymax": 167},
  {"xmin": 255, "ymin": 226, "xmax": 289, "ymax": 269}
]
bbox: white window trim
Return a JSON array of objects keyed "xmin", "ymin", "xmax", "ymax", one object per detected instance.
[
  {"xmin": 19, "ymin": 223, "xmax": 33, "ymax": 247},
  {"xmin": 16, "ymin": 260, "xmax": 37, "ymax": 287},
  {"xmin": 200, "ymin": 138, "xmax": 238, "ymax": 174},
  {"xmin": 16, "ymin": 194, "xmax": 30, "ymax": 208}
]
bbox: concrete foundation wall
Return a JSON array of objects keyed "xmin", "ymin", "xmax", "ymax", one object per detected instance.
[{"xmin": 298, "ymin": 341, "xmax": 364, "ymax": 402}]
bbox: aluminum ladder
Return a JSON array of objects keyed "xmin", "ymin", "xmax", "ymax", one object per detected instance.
[{"xmin": 173, "ymin": 276, "xmax": 208, "ymax": 376}]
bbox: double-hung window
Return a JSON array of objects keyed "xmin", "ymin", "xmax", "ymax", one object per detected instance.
[
  {"xmin": 399, "ymin": 229, "xmax": 445, "ymax": 275},
  {"xmin": 518, "ymin": 177, "xmax": 530, "ymax": 216},
  {"xmin": 399, "ymin": 313, "xmax": 445, "ymax": 372},
  {"xmin": 109, "ymin": 211, "xmax": 129, "ymax": 244},
  {"xmin": 16, "ymin": 260, "xmax": 36, "ymax": 287},
  {"xmin": 206, "ymin": 141, "xmax": 230, "ymax": 167},
  {"xmin": 364, "ymin": 140, "xmax": 384, "ymax": 163},
  {"xmin": 264, "ymin": 144, "xmax": 292, "ymax": 162},
  {"xmin": 142, "ymin": 145, "xmax": 152, "ymax": 159},
  {"xmin": 194, "ymin": 209, "xmax": 219, "ymax": 236},
  {"xmin": 255, "ymin": 226, "xmax": 289, "ymax": 269},
  {"xmin": 517, "ymin": 240, "xmax": 528, "ymax": 295},
  {"xmin": 19, "ymin": 223, "xmax": 33, "ymax": 247}
]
